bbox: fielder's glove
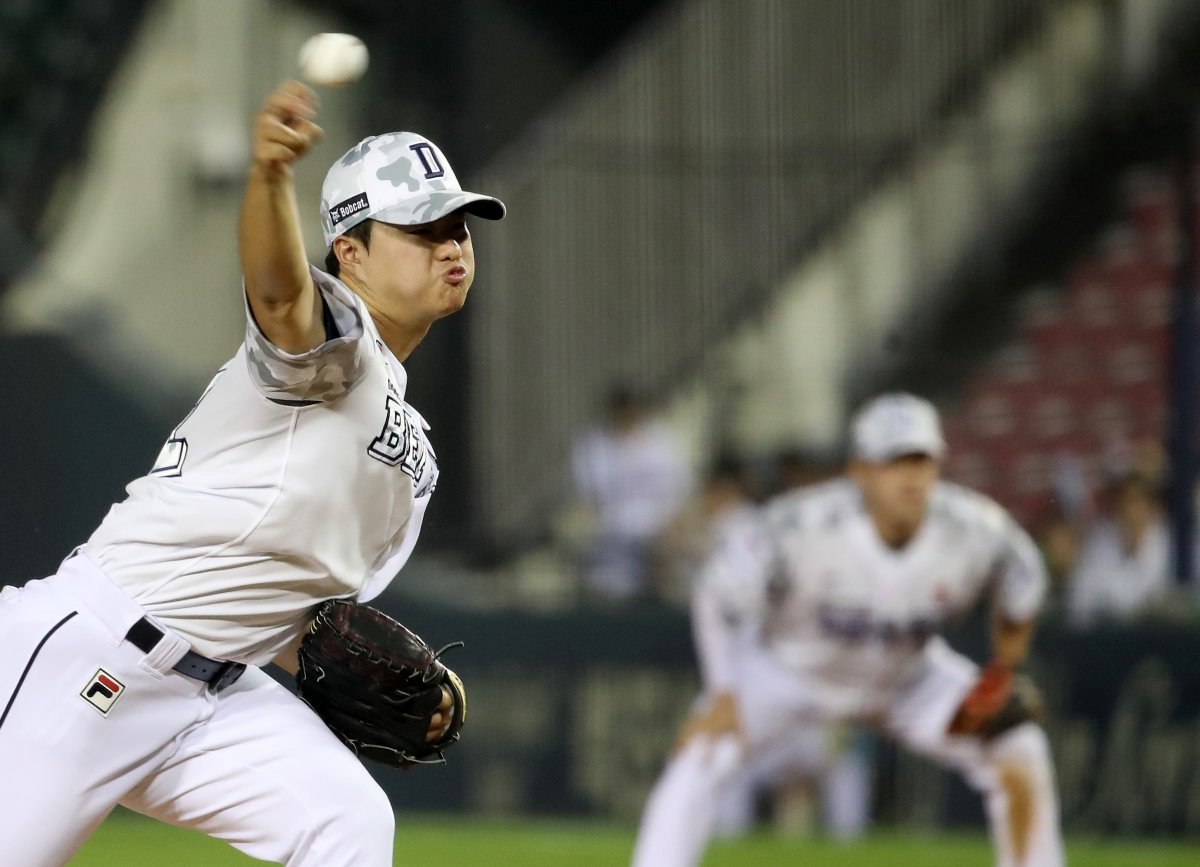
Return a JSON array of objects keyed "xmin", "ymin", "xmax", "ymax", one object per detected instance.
[
  {"xmin": 296, "ymin": 599, "xmax": 467, "ymax": 768},
  {"xmin": 946, "ymin": 661, "xmax": 1044, "ymax": 740}
]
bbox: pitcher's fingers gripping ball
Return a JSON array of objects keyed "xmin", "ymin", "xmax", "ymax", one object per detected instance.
[
  {"xmin": 296, "ymin": 600, "xmax": 467, "ymax": 768},
  {"xmin": 947, "ymin": 662, "xmax": 1044, "ymax": 739},
  {"xmin": 252, "ymin": 81, "xmax": 323, "ymax": 172}
]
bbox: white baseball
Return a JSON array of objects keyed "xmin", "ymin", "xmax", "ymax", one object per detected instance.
[{"xmin": 297, "ymin": 33, "xmax": 369, "ymax": 87}]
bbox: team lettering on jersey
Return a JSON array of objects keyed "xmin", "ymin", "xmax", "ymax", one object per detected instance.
[
  {"xmin": 806, "ymin": 569, "xmax": 965, "ymax": 648},
  {"xmin": 813, "ymin": 602, "xmax": 938, "ymax": 648},
  {"xmin": 367, "ymin": 356, "xmax": 437, "ymax": 497},
  {"xmin": 149, "ymin": 368, "xmax": 227, "ymax": 478},
  {"xmin": 367, "ymin": 395, "xmax": 430, "ymax": 484}
]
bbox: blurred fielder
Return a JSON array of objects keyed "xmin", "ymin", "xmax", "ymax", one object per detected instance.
[
  {"xmin": 0, "ymin": 81, "xmax": 503, "ymax": 866},
  {"xmin": 633, "ymin": 393, "xmax": 1064, "ymax": 867},
  {"xmin": 680, "ymin": 456, "xmax": 872, "ymax": 840}
]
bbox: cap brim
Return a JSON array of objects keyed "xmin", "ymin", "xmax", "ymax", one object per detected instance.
[
  {"xmin": 856, "ymin": 441, "xmax": 946, "ymax": 462},
  {"xmin": 373, "ymin": 190, "xmax": 506, "ymax": 226},
  {"xmin": 460, "ymin": 194, "xmax": 506, "ymax": 221}
]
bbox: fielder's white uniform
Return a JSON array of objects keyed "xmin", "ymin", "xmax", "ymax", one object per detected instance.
[
  {"xmin": 0, "ymin": 268, "xmax": 435, "ymax": 866},
  {"xmin": 633, "ymin": 478, "xmax": 1065, "ymax": 867},
  {"xmin": 693, "ymin": 502, "xmax": 872, "ymax": 840}
]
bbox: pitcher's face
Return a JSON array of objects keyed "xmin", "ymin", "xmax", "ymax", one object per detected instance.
[
  {"xmin": 336, "ymin": 211, "xmax": 477, "ymax": 326},
  {"xmin": 364, "ymin": 213, "xmax": 476, "ymax": 321}
]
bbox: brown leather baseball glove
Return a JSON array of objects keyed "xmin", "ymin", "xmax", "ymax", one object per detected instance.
[
  {"xmin": 295, "ymin": 600, "xmax": 467, "ymax": 768},
  {"xmin": 947, "ymin": 662, "xmax": 1044, "ymax": 739}
]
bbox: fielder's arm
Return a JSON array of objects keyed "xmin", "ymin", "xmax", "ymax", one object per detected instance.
[
  {"xmin": 991, "ymin": 613, "xmax": 1036, "ymax": 669},
  {"xmin": 987, "ymin": 513, "xmax": 1048, "ymax": 669},
  {"xmin": 239, "ymin": 81, "xmax": 325, "ymax": 354},
  {"xmin": 684, "ymin": 590, "xmax": 749, "ymax": 750},
  {"xmin": 678, "ymin": 510, "xmax": 776, "ymax": 750},
  {"xmin": 948, "ymin": 515, "xmax": 1048, "ymax": 737}
]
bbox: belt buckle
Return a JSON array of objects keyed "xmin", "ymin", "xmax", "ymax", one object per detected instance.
[{"xmin": 208, "ymin": 661, "xmax": 247, "ymax": 694}]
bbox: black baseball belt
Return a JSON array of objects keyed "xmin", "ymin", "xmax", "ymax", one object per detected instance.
[{"xmin": 125, "ymin": 618, "xmax": 246, "ymax": 694}]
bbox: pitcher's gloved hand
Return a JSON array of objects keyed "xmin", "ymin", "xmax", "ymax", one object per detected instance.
[{"xmin": 295, "ymin": 599, "xmax": 466, "ymax": 768}]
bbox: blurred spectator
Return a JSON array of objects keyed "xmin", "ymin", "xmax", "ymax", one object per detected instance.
[
  {"xmin": 770, "ymin": 447, "xmax": 839, "ymax": 497},
  {"xmin": 1034, "ymin": 500, "xmax": 1084, "ymax": 613},
  {"xmin": 654, "ymin": 453, "xmax": 754, "ymax": 607},
  {"xmin": 1101, "ymin": 437, "xmax": 1168, "ymax": 490},
  {"xmin": 1066, "ymin": 471, "xmax": 1173, "ymax": 626},
  {"xmin": 570, "ymin": 385, "xmax": 693, "ymax": 602},
  {"xmin": 1048, "ymin": 451, "xmax": 1092, "ymax": 523}
]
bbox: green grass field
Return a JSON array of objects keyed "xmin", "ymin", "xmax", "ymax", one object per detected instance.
[{"xmin": 71, "ymin": 811, "xmax": 1198, "ymax": 866}]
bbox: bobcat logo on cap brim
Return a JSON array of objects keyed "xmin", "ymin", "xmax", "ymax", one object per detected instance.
[{"xmin": 329, "ymin": 192, "xmax": 371, "ymax": 227}]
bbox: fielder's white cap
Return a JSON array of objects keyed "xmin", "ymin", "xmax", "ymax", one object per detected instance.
[
  {"xmin": 320, "ymin": 132, "xmax": 505, "ymax": 246},
  {"xmin": 851, "ymin": 393, "xmax": 946, "ymax": 462}
]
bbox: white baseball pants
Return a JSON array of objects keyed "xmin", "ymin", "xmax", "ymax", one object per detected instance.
[
  {"xmin": 0, "ymin": 554, "xmax": 394, "ymax": 867},
  {"xmin": 632, "ymin": 639, "xmax": 1065, "ymax": 867}
]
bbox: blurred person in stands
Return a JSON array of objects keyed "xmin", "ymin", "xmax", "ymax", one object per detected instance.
[
  {"xmin": 1033, "ymin": 500, "xmax": 1083, "ymax": 614},
  {"xmin": 571, "ymin": 385, "xmax": 693, "ymax": 602},
  {"xmin": 633, "ymin": 393, "xmax": 1064, "ymax": 867},
  {"xmin": 1032, "ymin": 454, "xmax": 1090, "ymax": 613},
  {"xmin": 1066, "ymin": 470, "xmax": 1172, "ymax": 626},
  {"xmin": 771, "ymin": 447, "xmax": 839, "ymax": 496},
  {"xmin": 654, "ymin": 453, "xmax": 756, "ymax": 608}
]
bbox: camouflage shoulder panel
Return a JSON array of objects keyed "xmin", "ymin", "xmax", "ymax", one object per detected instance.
[{"xmin": 242, "ymin": 269, "xmax": 371, "ymax": 403}]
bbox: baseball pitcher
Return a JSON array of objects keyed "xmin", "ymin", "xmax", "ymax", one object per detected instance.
[{"xmin": 0, "ymin": 81, "xmax": 503, "ymax": 866}]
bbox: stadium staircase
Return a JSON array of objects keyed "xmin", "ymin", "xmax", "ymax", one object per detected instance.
[
  {"xmin": 941, "ymin": 165, "xmax": 1177, "ymax": 528},
  {"xmin": 460, "ymin": 0, "xmax": 1200, "ymax": 561}
]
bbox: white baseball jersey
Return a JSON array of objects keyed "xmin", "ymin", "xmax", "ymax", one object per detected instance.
[
  {"xmin": 84, "ymin": 267, "xmax": 438, "ymax": 665},
  {"xmin": 571, "ymin": 420, "xmax": 692, "ymax": 540},
  {"xmin": 1066, "ymin": 517, "xmax": 1172, "ymax": 625},
  {"xmin": 696, "ymin": 478, "xmax": 1046, "ymax": 719},
  {"xmin": 690, "ymin": 501, "xmax": 767, "ymax": 692}
]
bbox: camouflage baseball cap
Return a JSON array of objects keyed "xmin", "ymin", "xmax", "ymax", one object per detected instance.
[{"xmin": 320, "ymin": 132, "xmax": 505, "ymax": 246}]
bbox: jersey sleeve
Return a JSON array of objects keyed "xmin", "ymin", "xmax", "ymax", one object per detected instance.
[
  {"xmin": 691, "ymin": 508, "xmax": 776, "ymax": 692},
  {"xmin": 990, "ymin": 513, "xmax": 1048, "ymax": 623},
  {"xmin": 243, "ymin": 266, "xmax": 371, "ymax": 403}
]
